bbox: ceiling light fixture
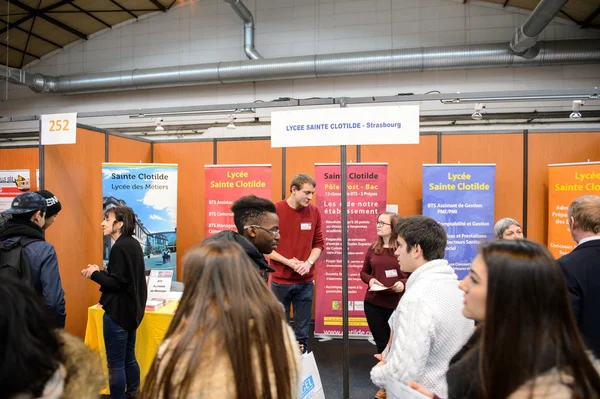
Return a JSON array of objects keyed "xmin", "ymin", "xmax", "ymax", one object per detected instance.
[
  {"xmin": 155, "ymin": 118, "xmax": 165, "ymax": 132},
  {"xmin": 471, "ymin": 103, "xmax": 485, "ymax": 120},
  {"xmin": 570, "ymin": 100, "xmax": 584, "ymax": 120},
  {"xmin": 226, "ymin": 114, "xmax": 236, "ymax": 129}
]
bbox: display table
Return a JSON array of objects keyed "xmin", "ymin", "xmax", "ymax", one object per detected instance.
[{"xmin": 84, "ymin": 300, "xmax": 178, "ymax": 394}]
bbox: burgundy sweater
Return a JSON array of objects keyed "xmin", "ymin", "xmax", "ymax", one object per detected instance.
[
  {"xmin": 360, "ymin": 246, "xmax": 411, "ymax": 309},
  {"xmin": 270, "ymin": 200, "xmax": 324, "ymax": 284}
]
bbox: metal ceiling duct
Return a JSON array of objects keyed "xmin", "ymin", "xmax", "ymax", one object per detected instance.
[
  {"xmin": 510, "ymin": 0, "xmax": 570, "ymax": 58},
  {"xmin": 1, "ymin": 39, "xmax": 599, "ymax": 95},
  {"xmin": 222, "ymin": 0, "xmax": 263, "ymax": 60}
]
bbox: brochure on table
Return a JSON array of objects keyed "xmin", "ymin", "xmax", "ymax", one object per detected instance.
[{"xmin": 147, "ymin": 269, "xmax": 173, "ymax": 302}]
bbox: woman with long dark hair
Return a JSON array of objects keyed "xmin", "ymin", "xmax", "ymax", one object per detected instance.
[
  {"xmin": 141, "ymin": 240, "xmax": 300, "ymax": 399},
  {"xmin": 410, "ymin": 239, "xmax": 600, "ymax": 399},
  {"xmin": 81, "ymin": 206, "xmax": 148, "ymax": 399},
  {"xmin": 0, "ymin": 276, "xmax": 103, "ymax": 399}
]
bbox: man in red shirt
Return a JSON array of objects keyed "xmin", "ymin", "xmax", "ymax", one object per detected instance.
[{"xmin": 267, "ymin": 173, "xmax": 324, "ymax": 353}]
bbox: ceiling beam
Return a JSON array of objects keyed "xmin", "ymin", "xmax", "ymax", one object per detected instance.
[
  {"xmin": 42, "ymin": 9, "xmax": 159, "ymax": 13},
  {"xmin": 2, "ymin": 42, "xmax": 41, "ymax": 60},
  {"xmin": 580, "ymin": 5, "xmax": 600, "ymax": 29},
  {"xmin": 109, "ymin": 0, "xmax": 138, "ymax": 19},
  {"xmin": 149, "ymin": 0, "xmax": 167, "ymax": 12},
  {"xmin": 0, "ymin": 17, "xmax": 63, "ymax": 49},
  {"xmin": 6, "ymin": 0, "xmax": 87, "ymax": 40},
  {"xmin": 0, "ymin": 0, "xmax": 76, "ymax": 35},
  {"xmin": 69, "ymin": 3, "xmax": 112, "ymax": 29},
  {"xmin": 20, "ymin": 0, "xmax": 42, "ymax": 68},
  {"xmin": 559, "ymin": 10, "xmax": 581, "ymax": 26}
]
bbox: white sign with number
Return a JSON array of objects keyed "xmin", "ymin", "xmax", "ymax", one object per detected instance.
[{"xmin": 40, "ymin": 113, "xmax": 77, "ymax": 145}]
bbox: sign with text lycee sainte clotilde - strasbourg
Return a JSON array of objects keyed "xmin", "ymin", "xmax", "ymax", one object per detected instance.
[
  {"xmin": 40, "ymin": 113, "xmax": 77, "ymax": 145},
  {"xmin": 270, "ymin": 105, "xmax": 419, "ymax": 148}
]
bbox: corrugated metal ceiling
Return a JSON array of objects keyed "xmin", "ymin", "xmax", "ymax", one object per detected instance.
[
  {"xmin": 0, "ymin": 0, "xmax": 175, "ymax": 67},
  {"xmin": 0, "ymin": 0, "xmax": 598, "ymax": 69}
]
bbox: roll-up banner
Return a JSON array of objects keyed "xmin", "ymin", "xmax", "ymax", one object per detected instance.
[
  {"xmin": 204, "ymin": 165, "xmax": 272, "ymax": 237},
  {"xmin": 314, "ymin": 163, "xmax": 387, "ymax": 337},
  {"xmin": 0, "ymin": 169, "xmax": 31, "ymax": 211},
  {"xmin": 0, "ymin": 169, "xmax": 31, "ymax": 212},
  {"xmin": 422, "ymin": 164, "xmax": 496, "ymax": 280},
  {"xmin": 102, "ymin": 163, "xmax": 178, "ymax": 279},
  {"xmin": 548, "ymin": 162, "xmax": 600, "ymax": 258}
]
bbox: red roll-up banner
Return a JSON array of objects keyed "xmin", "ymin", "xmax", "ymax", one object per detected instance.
[
  {"xmin": 314, "ymin": 163, "xmax": 388, "ymax": 337},
  {"xmin": 204, "ymin": 165, "xmax": 272, "ymax": 238}
]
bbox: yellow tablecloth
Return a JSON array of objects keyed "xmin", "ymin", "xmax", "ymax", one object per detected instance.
[{"xmin": 84, "ymin": 300, "xmax": 178, "ymax": 395}]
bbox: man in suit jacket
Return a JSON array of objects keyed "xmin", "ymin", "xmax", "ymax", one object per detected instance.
[{"xmin": 558, "ymin": 195, "xmax": 600, "ymax": 357}]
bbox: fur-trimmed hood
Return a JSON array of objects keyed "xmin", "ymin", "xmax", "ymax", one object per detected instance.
[{"xmin": 509, "ymin": 354, "xmax": 600, "ymax": 399}]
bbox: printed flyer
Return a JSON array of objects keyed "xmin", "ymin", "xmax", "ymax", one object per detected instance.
[
  {"xmin": 0, "ymin": 170, "xmax": 31, "ymax": 211},
  {"xmin": 314, "ymin": 163, "xmax": 387, "ymax": 337},
  {"xmin": 422, "ymin": 164, "xmax": 496, "ymax": 280},
  {"xmin": 204, "ymin": 165, "xmax": 272, "ymax": 237},
  {"xmin": 548, "ymin": 162, "xmax": 600, "ymax": 258},
  {"xmin": 102, "ymin": 163, "xmax": 178, "ymax": 278}
]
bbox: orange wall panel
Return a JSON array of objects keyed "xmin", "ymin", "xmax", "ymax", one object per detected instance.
[
  {"xmin": 217, "ymin": 140, "xmax": 283, "ymax": 201},
  {"xmin": 44, "ymin": 128, "xmax": 105, "ymax": 338},
  {"xmin": 360, "ymin": 137, "xmax": 438, "ymax": 216},
  {"xmin": 441, "ymin": 133, "xmax": 524, "ymax": 226},
  {"xmin": 0, "ymin": 147, "xmax": 40, "ymax": 191},
  {"xmin": 527, "ymin": 132, "xmax": 600, "ymax": 244},
  {"xmin": 108, "ymin": 135, "xmax": 152, "ymax": 163},
  {"xmin": 153, "ymin": 141, "xmax": 213, "ymax": 279}
]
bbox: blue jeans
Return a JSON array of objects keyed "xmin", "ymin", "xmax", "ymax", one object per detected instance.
[
  {"xmin": 271, "ymin": 281, "xmax": 314, "ymax": 353},
  {"xmin": 103, "ymin": 313, "xmax": 140, "ymax": 399}
]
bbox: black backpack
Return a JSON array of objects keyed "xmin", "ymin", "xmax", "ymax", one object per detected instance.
[{"xmin": 0, "ymin": 237, "xmax": 40, "ymax": 284}]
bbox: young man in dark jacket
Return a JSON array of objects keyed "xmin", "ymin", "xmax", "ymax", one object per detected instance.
[
  {"xmin": 0, "ymin": 192, "xmax": 66, "ymax": 328},
  {"xmin": 203, "ymin": 195, "xmax": 279, "ymax": 282}
]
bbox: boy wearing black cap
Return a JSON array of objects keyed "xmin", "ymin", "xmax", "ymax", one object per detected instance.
[
  {"xmin": 36, "ymin": 189, "xmax": 62, "ymax": 230},
  {"xmin": 0, "ymin": 192, "xmax": 66, "ymax": 328}
]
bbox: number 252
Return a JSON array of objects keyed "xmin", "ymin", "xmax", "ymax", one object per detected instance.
[{"xmin": 49, "ymin": 120, "xmax": 70, "ymax": 131}]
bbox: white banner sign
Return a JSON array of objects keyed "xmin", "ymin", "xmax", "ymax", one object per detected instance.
[
  {"xmin": 40, "ymin": 113, "xmax": 77, "ymax": 145},
  {"xmin": 270, "ymin": 105, "xmax": 419, "ymax": 148}
]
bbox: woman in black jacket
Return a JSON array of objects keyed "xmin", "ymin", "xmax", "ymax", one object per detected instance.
[{"xmin": 82, "ymin": 205, "xmax": 147, "ymax": 399}]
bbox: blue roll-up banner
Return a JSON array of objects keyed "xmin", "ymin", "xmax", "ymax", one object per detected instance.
[{"xmin": 422, "ymin": 164, "xmax": 496, "ymax": 280}]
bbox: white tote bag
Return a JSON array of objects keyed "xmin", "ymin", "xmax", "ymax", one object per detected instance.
[{"xmin": 300, "ymin": 352, "xmax": 325, "ymax": 399}]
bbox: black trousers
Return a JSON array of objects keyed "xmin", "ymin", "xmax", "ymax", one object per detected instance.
[{"xmin": 364, "ymin": 300, "xmax": 395, "ymax": 354}]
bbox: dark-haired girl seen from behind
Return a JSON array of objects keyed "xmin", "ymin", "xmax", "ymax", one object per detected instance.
[
  {"xmin": 1, "ymin": 276, "xmax": 103, "ymax": 399},
  {"xmin": 141, "ymin": 240, "xmax": 300, "ymax": 399},
  {"xmin": 410, "ymin": 239, "xmax": 600, "ymax": 399},
  {"xmin": 81, "ymin": 206, "xmax": 148, "ymax": 399}
]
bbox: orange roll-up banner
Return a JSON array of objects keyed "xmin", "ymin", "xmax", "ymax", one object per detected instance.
[{"xmin": 548, "ymin": 162, "xmax": 600, "ymax": 258}]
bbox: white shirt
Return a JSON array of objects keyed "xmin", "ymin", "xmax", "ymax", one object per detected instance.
[
  {"xmin": 370, "ymin": 259, "xmax": 474, "ymax": 398},
  {"xmin": 579, "ymin": 236, "xmax": 600, "ymax": 245}
]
